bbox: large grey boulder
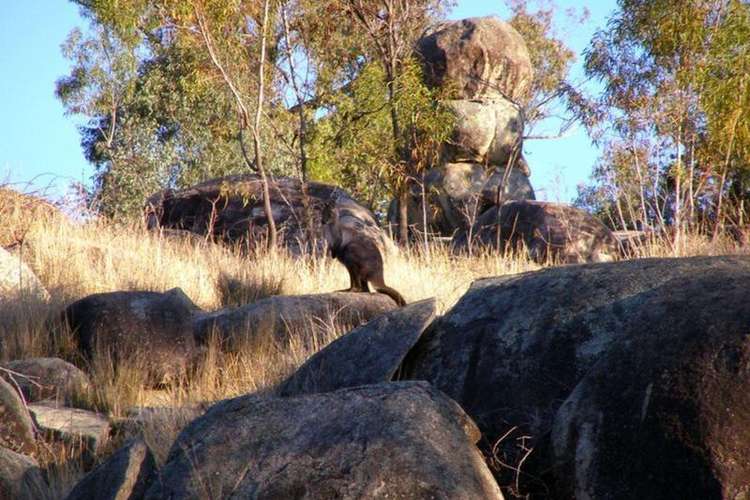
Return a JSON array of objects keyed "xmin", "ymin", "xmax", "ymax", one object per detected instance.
[
  {"xmin": 0, "ymin": 447, "xmax": 49, "ymax": 500},
  {"xmin": 437, "ymin": 163, "xmax": 533, "ymax": 204},
  {"xmin": 145, "ymin": 382, "xmax": 503, "ymax": 499},
  {"xmin": 194, "ymin": 292, "xmax": 399, "ymax": 350},
  {"xmin": 278, "ymin": 299, "xmax": 436, "ymax": 396},
  {"xmin": 0, "ymin": 247, "xmax": 49, "ymax": 301},
  {"xmin": 417, "ymin": 16, "xmax": 534, "ymax": 102},
  {"xmin": 547, "ymin": 288, "xmax": 750, "ymax": 499},
  {"xmin": 29, "ymin": 403, "xmax": 110, "ymax": 456},
  {"xmin": 445, "ymin": 99, "xmax": 525, "ymax": 168},
  {"xmin": 145, "ymin": 174, "xmax": 393, "ymax": 255},
  {"xmin": 63, "ymin": 288, "xmax": 201, "ymax": 384},
  {"xmin": 401, "ymin": 256, "xmax": 750, "ymax": 496},
  {"xmin": 390, "ymin": 16, "xmax": 538, "ymax": 241},
  {"xmin": 0, "ymin": 376, "xmax": 36, "ymax": 456},
  {"xmin": 389, "ymin": 164, "xmax": 534, "ymax": 237},
  {"xmin": 453, "ymin": 200, "xmax": 619, "ymax": 263},
  {"xmin": 1, "ymin": 358, "xmax": 90, "ymax": 404},
  {"xmin": 65, "ymin": 439, "xmax": 156, "ymax": 500}
]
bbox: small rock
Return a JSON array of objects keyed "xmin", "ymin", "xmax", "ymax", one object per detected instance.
[
  {"xmin": 0, "ymin": 446, "xmax": 49, "ymax": 500},
  {"xmin": 0, "ymin": 376, "xmax": 36, "ymax": 456},
  {"xmin": 278, "ymin": 299, "xmax": 436, "ymax": 396},
  {"xmin": 65, "ymin": 439, "xmax": 156, "ymax": 500},
  {"xmin": 1, "ymin": 358, "xmax": 90, "ymax": 404},
  {"xmin": 29, "ymin": 403, "xmax": 109, "ymax": 456},
  {"xmin": 0, "ymin": 247, "xmax": 49, "ymax": 301}
]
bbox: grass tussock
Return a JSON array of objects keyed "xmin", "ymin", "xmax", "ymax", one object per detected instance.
[{"xmin": 2, "ymin": 205, "xmax": 749, "ymax": 497}]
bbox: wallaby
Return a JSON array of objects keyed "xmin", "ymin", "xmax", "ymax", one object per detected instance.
[{"xmin": 322, "ymin": 200, "xmax": 406, "ymax": 306}]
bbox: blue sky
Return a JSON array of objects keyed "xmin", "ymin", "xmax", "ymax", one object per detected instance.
[{"xmin": 0, "ymin": 0, "xmax": 616, "ymax": 202}]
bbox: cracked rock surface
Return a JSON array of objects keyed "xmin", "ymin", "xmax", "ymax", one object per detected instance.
[
  {"xmin": 402, "ymin": 256, "xmax": 750, "ymax": 497},
  {"xmin": 146, "ymin": 381, "xmax": 503, "ymax": 500}
]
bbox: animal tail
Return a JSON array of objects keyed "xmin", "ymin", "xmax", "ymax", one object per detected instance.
[{"xmin": 375, "ymin": 286, "xmax": 407, "ymax": 307}]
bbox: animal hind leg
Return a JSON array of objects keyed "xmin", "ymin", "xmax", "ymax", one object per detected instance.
[
  {"xmin": 334, "ymin": 261, "xmax": 368, "ymax": 292},
  {"xmin": 347, "ymin": 267, "xmax": 369, "ymax": 292},
  {"xmin": 340, "ymin": 249, "xmax": 369, "ymax": 292}
]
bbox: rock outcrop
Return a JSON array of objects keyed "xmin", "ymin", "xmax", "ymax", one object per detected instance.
[
  {"xmin": 1, "ymin": 358, "xmax": 90, "ymax": 404},
  {"xmin": 0, "ymin": 447, "xmax": 49, "ymax": 500},
  {"xmin": 547, "ymin": 294, "xmax": 750, "ymax": 498},
  {"xmin": 145, "ymin": 382, "xmax": 503, "ymax": 499},
  {"xmin": 392, "ymin": 17, "xmax": 536, "ymax": 238},
  {"xmin": 453, "ymin": 200, "xmax": 620, "ymax": 263},
  {"xmin": 65, "ymin": 439, "xmax": 156, "ymax": 500},
  {"xmin": 0, "ymin": 377, "xmax": 36, "ymax": 456},
  {"xmin": 401, "ymin": 256, "xmax": 750, "ymax": 496},
  {"xmin": 145, "ymin": 174, "xmax": 393, "ymax": 255},
  {"xmin": 62, "ymin": 288, "xmax": 201, "ymax": 384},
  {"xmin": 29, "ymin": 403, "xmax": 110, "ymax": 457},
  {"xmin": 193, "ymin": 291, "xmax": 399, "ymax": 350},
  {"xmin": 278, "ymin": 299, "xmax": 436, "ymax": 396},
  {"xmin": 417, "ymin": 16, "xmax": 533, "ymax": 102}
]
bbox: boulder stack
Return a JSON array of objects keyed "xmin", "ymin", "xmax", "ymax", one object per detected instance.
[
  {"xmin": 145, "ymin": 174, "xmax": 393, "ymax": 256},
  {"xmin": 389, "ymin": 17, "xmax": 535, "ymax": 239},
  {"xmin": 401, "ymin": 256, "xmax": 750, "ymax": 496}
]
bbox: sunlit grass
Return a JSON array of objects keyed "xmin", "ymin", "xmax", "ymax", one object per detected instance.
[{"xmin": 2, "ymin": 195, "xmax": 748, "ymax": 496}]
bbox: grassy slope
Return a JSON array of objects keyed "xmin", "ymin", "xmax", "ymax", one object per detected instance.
[{"xmin": 1, "ymin": 205, "xmax": 746, "ymax": 496}]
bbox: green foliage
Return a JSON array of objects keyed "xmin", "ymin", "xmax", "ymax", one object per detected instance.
[
  {"xmin": 506, "ymin": 0, "xmax": 598, "ymax": 136},
  {"xmin": 579, "ymin": 0, "xmax": 750, "ymax": 230},
  {"xmin": 58, "ymin": 0, "xmax": 457, "ymax": 220},
  {"xmin": 308, "ymin": 58, "xmax": 454, "ymax": 213},
  {"xmin": 701, "ymin": 0, "xmax": 750, "ymax": 167},
  {"xmin": 57, "ymin": 0, "xmax": 295, "ymax": 219}
]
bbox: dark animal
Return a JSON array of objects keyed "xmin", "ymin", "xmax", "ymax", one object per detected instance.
[{"xmin": 322, "ymin": 201, "xmax": 406, "ymax": 306}]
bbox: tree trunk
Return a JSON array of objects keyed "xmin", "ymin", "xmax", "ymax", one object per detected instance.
[
  {"xmin": 194, "ymin": 1, "xmax": 275, "ymax": 249},
  {"xmin": 398, "ymin": 189, "xmax": 409, "ymax": 243},
  {"xmin": 420, "ymin": 172, "xmax": 430, "ymax": 257},
  {"xmin": 714, "ymin": 166, "xmax": 729, "ymax": 241},
  {"xmin": 673, "ymin": 129, "xmax": 682, "ymax": 255},
  {"xmin": 280, "ymin": 3, "xmax": 314, "ymax": 251},
  {"xmin": 254, "ymin": 0, "xmax": 277, "ymax": 250}
]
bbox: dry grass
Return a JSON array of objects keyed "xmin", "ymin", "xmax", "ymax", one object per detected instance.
[{"xmin": 2, "ymin": 198, "xmax": 748, "ymax": 496}]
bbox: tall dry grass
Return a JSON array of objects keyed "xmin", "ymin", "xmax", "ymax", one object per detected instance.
[
  {"xmin": 2, "ymin": 198, "xmax": 748, "ymax": 496},
  {"xmin": 0, "ymin": 208, "xmax": 545, "ymax": 494}
]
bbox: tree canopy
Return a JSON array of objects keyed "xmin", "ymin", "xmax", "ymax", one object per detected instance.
[{"xmin": 577, "ymin": 0, "xmax": 750, "ymax": 239}]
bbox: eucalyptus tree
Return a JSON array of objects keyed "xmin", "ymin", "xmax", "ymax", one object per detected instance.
[
  {"xmin": 57, "ymin": 0, "xmax": 296, "ymax": 220},
  {"xmin": 580, "ymin": 0, "xmax": 750, "ymax": 240}
]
